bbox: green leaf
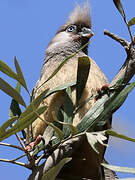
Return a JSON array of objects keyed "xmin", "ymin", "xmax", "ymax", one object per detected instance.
[
  {"xmin": 62, "ymin": 87, "xmax": 74, "ymax": 137},
  {"xmin": 9, "ymin": 82, "xmax": 22, "ymax": 119},
  {"xmin": 9, "ymin": 99, "xmax": 22, "ymax": 118},
  {"xmin": 51, "ymin": 112, "xmax": 64, "ymax": 141},
  {"xmin": 0, "ymin": 59, "xmax": 18, "ymax": 80},
  {"xmin": 128, "ymin": 17, "xmax": 135, "ymax": 27},
  {"xmin": 0, "ymin": 106, "xmax": 47, "ymax": 141},
  {"xmin": 86, "ymin": 131, "xmax": 107, "ymax": 154},
  {"xmin": 43, "ymin": 126, "xmax": 54, "ymax": 146},
  {"xmin": 41, "ymin": 158, "xmax": 72, "ymax": 180},
  {"xmin": 0, "ymin": 117, "xmax": 18, "ymax": 136},
  {"xmin": 35, "ymin": 42, "xmax": 89, "ymax": 91},
  {"xmin": 86, "ymin": 132, "xmax": 99, "ymax": 154},
  {"xmin": 110, "ymin": 80, "xmax": 135, "ymax": 113},
  {"xmin": 77, "ymin": 94, "xmax": 109, "ymax": 132},
  {"xmin": 0, "ymin": 77, "xmax": 26, "ymax": 107},
  {"xmin": 14, "ymin": 57, "xmax": 29, "ymax": 93},
  {"xmin": 77, "ymin": 81, "xmax": 135, "ymax": 132},
  {"xmin": 66, "ymin": 123, "xmax": 78, "ymax": 136},
  {"xmin": 101, "ymin": 163, "xmax": 135, "ymax": 174},
  {"xmin": 92, "ymin": 131, "xmax": 107, "ymax": 146},
  {"xmin": 50, "ymin": 123, "xmax": 64, "ymax": 142},
  {"xmin": 113, "ymin": 0, "xmax": 127, "ymax": 23},
  {"xmin": 33, "ymin": 81, "xmax": 76, "ymax": 108},
  {"xmin": 53, "ymin": 111, "xmax": 78, "ymax": 138},
  {"xmin": 76, "ymin": 56, "xmax": 90, "ymax": 106},
  {"xmin": 45, "ymin": 81, "xmax": 76, "ymax": 96},
  {"xmin": 15, "ymin": 81, "xmax": 21, "ymax": 93},
  {"xmin": 106, "ymin": 129, "xmax": 135, "ymax": 142}
]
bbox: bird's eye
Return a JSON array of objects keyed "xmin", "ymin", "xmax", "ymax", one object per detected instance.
[{"xmin": 66, "ymin": 25, "xmax": 76, "ymax": 32}]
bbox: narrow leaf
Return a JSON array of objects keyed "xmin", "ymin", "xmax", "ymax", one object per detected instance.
[
  {"xmin": 53, "ymin": 111, "xmax": 78, "ymax": 138},
  {"xmin": 9, "ymin": 99, "xmax": 22, "ymax": 118},
  {"xmin": 62, "ymin": 87, "xmax": 74, "ymax": 137},
  {"xmin": 93, "ymin": 131, "xmax": 107, "ymax": 146},
  {"xmin": 76, "ymin": 56, "xmax": 90, "ymax": 105},
  {"xmin": 50, "ymin": 123, "xmax": 64, "ymax": 142},
  {"xmin": 51, "ymin": 112, "xmax": 64, "ymax": 141},
  {"xmin": 0, "ymin": 117, "xmax": 18, "ymax": 136},
  {"xmin": 128, "ymin": 17, "xmax": 135, "ymax": 27},
  {"xmin": 110, "ymin": 81, "xmax": 135, "ymax": 113},
  {"xmin": 9, "ymin": 82, "xmax": 21, "ymax": 119},
  {"xmin": 43, "ymin": 126, "xmax": 54, "ymax": 146},
  {"xmin": 113, "ymin": 0, "xmax": 127, "ymax": 23},
  {"xmin": 86, "ymin": 132, "xmax": 99, "ymax": 154},
  {"xmin": 32, "ymin": 81, "xmax": 76, "ymax": 109},
  {"xmin": 41, "ymin": 158, "xmax": 72, "ymax": 180},
  {"xmin": 102, "ymin": 163, "xmax": 135, "ymax": 174},
  {"xmin": 77, "ymin": 81, "xmax": 135, "ymax": 132},
  {"xmin": 106, "ymin": 129, "xmax": 135, "ymax": 143},
  {"xmin": 0, "ymin": 106, "xmax": 47, "ymax": 141},
  {"xmin": 35, "ymin": 42, "xmax": 89, "ymax": 92},
  {"xmin": 0, "ymin": 59, "xmax": 18, "ymax": 80},
  {"xmin": 16, "ymin": 81, "xmax": 21, "ymax": 93},
  {"xmin": 14, "ymin": 57, "xmax": 29, "ymax": 93},
  {"xmin": 0, "ymin": 78, "xmax": 26, "ymax": 107}
]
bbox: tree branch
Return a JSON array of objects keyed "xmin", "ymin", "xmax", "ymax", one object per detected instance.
[
  {"xmin": 0, "ymin": 142, "xmax": 23, "ymax": 151},
  {"xmin": 28, "ymin": 135, "xmax": 84, "ymax": 180},
  {"xmin": 0, "ymin": 158, "xmax": 31, "ymax": 169},
  {"xmin": 104, "ymin": 30, "xmax": 129, "ymax": 52},
  {"xmin": 104, "ymin": 31, "xmax": 135, "ymax": 87}
]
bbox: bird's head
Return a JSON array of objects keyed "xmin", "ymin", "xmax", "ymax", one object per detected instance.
[{"xmin": 46, "ymin": 1, "xmax": 93, "ymax": 57}]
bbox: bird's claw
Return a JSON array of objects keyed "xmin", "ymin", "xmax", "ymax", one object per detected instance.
[
  {"xmin": 95, "ymin": 83, "xmax": 110, "ymax": 100},
  {"xmin": 25, "ymin": 135, "xmax": 42, "ymax": 151}
]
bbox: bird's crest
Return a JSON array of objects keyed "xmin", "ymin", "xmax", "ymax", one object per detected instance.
[{"xmin": 68, "ymin": 0, "xmax": 91, "ymax": 28}]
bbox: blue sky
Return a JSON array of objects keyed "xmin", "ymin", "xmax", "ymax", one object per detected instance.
[{"xmin": 0, "ymin": 0, "xmax": 135, "ymax": 179}]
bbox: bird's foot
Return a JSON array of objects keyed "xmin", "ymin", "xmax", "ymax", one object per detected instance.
[
  {"xmin": 95, "ymin": 83, "xmax": 110, "ymax": 100},
  {"xmin": 25, "ymin": 135, "xmax": 42, "ymax": 151}
]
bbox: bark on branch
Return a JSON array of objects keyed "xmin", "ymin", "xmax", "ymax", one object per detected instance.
[
  {"xmin": 104, "ymin": 30, "xmax": 135, "ymax": 87},
  {"xmin": 28, "ymin": 136, "xmax": 84, "ymax": 180}
]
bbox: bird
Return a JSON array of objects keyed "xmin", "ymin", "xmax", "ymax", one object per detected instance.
[{"xmin": 25, "ymin": 1, "xmax": 114, "ymax": 179}]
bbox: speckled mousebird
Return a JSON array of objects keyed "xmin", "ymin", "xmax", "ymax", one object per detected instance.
[{"xmin": 25, "ymin": 1, "xmax": 113, "ymax": 179}]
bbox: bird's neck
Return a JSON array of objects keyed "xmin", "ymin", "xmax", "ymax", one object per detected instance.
[{"xmin": 40, "ymin": 42, "xmax": 88, "ymax": 79}]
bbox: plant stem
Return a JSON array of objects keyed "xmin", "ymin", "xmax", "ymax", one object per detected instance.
[{"xmin": 0, "ymin": 142, "xmax": 23, "ymax": 151}]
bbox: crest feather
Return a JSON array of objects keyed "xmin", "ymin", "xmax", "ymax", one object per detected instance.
[{"xmin": 68, "ymin": 1, "xmax": 91, "ymax": 28}]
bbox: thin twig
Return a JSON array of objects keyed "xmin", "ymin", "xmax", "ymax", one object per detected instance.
[
  {"xmin": 0, "ymin": 158, "xmax": 31, "ymax": 169},
  {"xmin": 35, "ymin": 154, "xmax": 45, "ymax": 166},
  {"xmin": 15, "ymin": 133, "xmax": 25, "ymax": 150},
  {"xmin": 10, "ymin": 154, "xmax": 26, "ymax": 162},
  {"xmin": 15, "ymin": 133, "xmax": 31, "ymax": 161},
  {"xmin": 104, "ymin": 30, "xmax": 135, "ymax": 87},
  {"xmin": 0, "ymin": 142, "xmax": 23, "ymax": 151},
  {"xmin": 104, "ymin": 29, "xmax": 130, "ymax": 52}
]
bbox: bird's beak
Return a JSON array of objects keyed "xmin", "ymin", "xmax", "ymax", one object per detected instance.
[{"xmin": 79, "ymin": 28, "xmax": 94, "ymax": 39}]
